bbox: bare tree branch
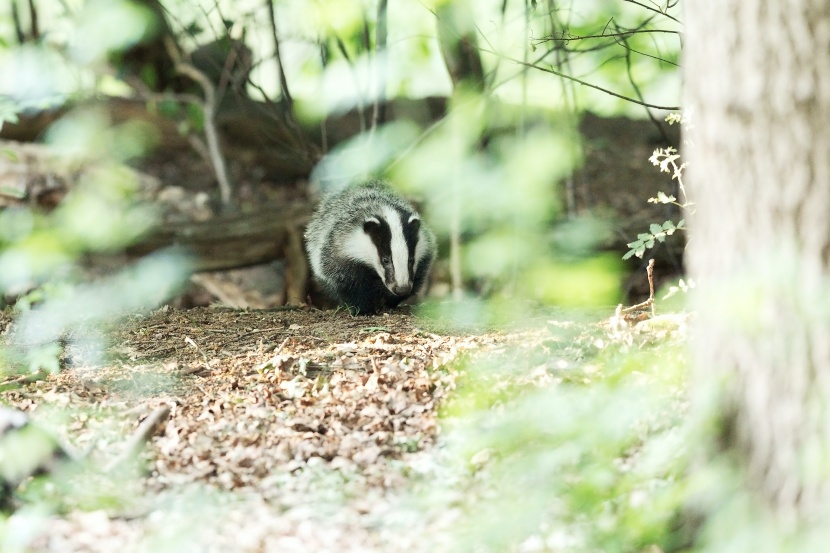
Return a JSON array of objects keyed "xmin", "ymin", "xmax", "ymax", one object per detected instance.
[
  {"xmin": 164, "ymin": 37, "xmax": 235, "ymax": 208},
  {"xmin": 361, "ymin": 17, "xmax": 371, "ymax": 53},
  {"xmin": 266, "ymin": 0, "xmax": 293, "ymax": 109},
  {"xmin": 480, "ymin": 46, "xmax": 680, "ymax": 110},
  {"xmin": 319, "ymin": 42, "xmax": 330, "ymax": 152},
  {"xmin": 106, "ymin": 405, "xmax": 171, "ymax": 473},
  {"xmin": 11, "ymin": 1, "xmax": 25, "ymax": 43},
  {"xmin": 26, "ymin": 0, "xmax": 39, "ymax": 40},
  {"xmin": 246, "ymin": 78, "xmax": 320, "ymax": 161},
  {"xmin": 335, "ymin": 36, "xmax": 367, "ymax": 134},
  {"xmin": 538, "ymin": 27, "xmax": 678, "ymax": 44},
  {"xmin": 619, "ymin": 29, "xmax": 671, "ymax": 142},
  {"xmin": 370, "ymin": 0, "xmax": 389, "ymax": 132},
  {"xmin": 624, "ymin": 44, "xmax": 680, "ymax": 66},
  {"xmin": 622, "ymin": 0, "xmax": 680, "ymax": 23},
  {"xmin": 548, "ymin": 0, "xmax": 582, "ymax": 218}
]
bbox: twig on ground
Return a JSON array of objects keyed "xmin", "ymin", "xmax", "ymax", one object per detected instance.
[
  {"xmin": 184, "ymin": 336, "xmax": 211, "ymax": 373},
  {"xmin": 1, "ymin": 369, "xmax": 48, "ymax": 387},
  {"xmin": 647, "ymin": 258, "xmax": 656, "ymax": 317},
  {"xmin": 273, "ymin": 337, "xmax": 291, "ymax": 353},
  {"xmin": 107, "ymin": 405, "xmax": 172, "ymax": 472},
  {"xmin": 617, "ymin": 259, "xmax": 657, "ymax": 321}
]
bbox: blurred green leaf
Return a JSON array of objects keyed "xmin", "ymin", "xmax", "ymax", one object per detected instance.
[{"xmin": 70, "ymin": 0, "xmax": 153, "ymax": 64}]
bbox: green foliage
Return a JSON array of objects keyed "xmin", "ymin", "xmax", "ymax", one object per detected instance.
[
  {"xmin": 70, "ymin": 0, "xmax": 155, "ymax": 64},
  {"xmin": 625, "ymin": 118, "xmax": 691, "ymax": 261},
  {"xmin": 624, "ymin": 220, "xmax": 686, "ymax": 260},
  {"xmin": 443, "ymin": 321, "xmax": 692, "ymax": 552}
]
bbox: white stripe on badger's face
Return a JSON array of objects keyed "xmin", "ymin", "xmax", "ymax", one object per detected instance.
[
  {"xmin": 414, "ymin": 227, "xmax": 429, "ymax": 271},
  {"xmin": 383, "ymin": 205, "xmax": 411, "ymax": 291},
  {"xmin": 408, "ymin": 213, "xmax": 427, "ymax": 272},
  {"xmin": 342, "ymin": 224, "xmax": 385, "ymax": 279}
]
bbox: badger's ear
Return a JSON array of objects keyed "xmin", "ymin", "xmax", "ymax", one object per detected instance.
[
  {"xmin": 363, "ymin": 216, "xmax": 381, "ymax": 233},
  {"xmin": 408, "ymin": 214, "xmax": 421, "ymax": 231}
]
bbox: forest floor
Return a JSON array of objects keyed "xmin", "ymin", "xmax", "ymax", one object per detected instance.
[
  {"xmin": 0, "ymin": 301, "xmax": 688, "ymax": 552},
  {"xmin": 0, "ymin": 305, "xmax": 547, "ymax": 552}
]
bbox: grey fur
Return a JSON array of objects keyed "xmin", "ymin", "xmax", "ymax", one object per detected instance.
[{"xmin": 304, "ymin": 180, "xmax": 436, "ymax": 314}]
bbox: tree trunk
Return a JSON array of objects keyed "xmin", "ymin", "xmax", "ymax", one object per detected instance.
[{"xmin": 685, "ymin": 1, "xmax": 830, "ymax": 526}]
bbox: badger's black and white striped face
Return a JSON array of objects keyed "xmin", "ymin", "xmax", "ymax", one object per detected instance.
[{"xmin": 342, "ymin": 206, "xmax": 424, "ymax": 296}]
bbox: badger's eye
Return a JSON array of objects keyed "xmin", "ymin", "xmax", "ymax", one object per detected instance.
[{"xmin": 381, "ymin": 256, "xmax": 391, "ymax": 265}]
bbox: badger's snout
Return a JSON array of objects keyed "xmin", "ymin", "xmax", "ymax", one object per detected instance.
[{"xmin": 389, "ymin": 282, "xmax": 413, "ymax": 297}]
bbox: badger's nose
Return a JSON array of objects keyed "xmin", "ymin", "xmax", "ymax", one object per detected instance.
[{"xmin": 391, "ymin": 283, "xmax": 413, "ymax": 297}]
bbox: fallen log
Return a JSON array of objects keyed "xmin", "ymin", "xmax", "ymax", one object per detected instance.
[{"xmin": 125, "ymin": 203, "xmax": 313, "ymax": 305}]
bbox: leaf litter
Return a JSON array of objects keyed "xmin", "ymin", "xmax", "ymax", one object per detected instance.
[
  {"xmin": 0, "ymin": 304, "xmax": 688, "ymax": 552},
  {"xmin": 0, "ymin": 306, "xmax": 501, "ymax": 552}
]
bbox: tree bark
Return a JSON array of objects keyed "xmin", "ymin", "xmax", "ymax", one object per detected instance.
[
  {"xmin": 686, "ymin": 1, "xmax": 830, "ymax": 524},
  {"xmin": 125, "ymin": 204, "xmax": 311, "ymax": 270}
]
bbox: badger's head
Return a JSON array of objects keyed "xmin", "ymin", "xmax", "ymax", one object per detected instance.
[{"xmin": 343, "ymin": 205, "xmax": 426, "ymax": 297}]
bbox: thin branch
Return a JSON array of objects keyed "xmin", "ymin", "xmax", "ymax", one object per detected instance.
[
  {"xmin": 647, "ymin": 258, "xmax": 655, "ymax": 316},
  {"xmin": 535, "ymin": 14, "xmax": 665, "ymax": 51},
  {"xmin": 246, "ymin": 79, "xmax": 320, "ymax": 161},
  {"xmin": 370, "ymin": 0, "xmax": 389, "ymax": 132},
  {"xmin": 618, "ymin": 259, "xmax": 656, "ymax": 319},
  {"xmin": 120, "ymin": 71, "xmax": 216, "ymax": 166},
  {"xmin": 546, "ymin": 43, "xmax": 667, "ymax": 64},
  {"xmin": 266, "ymin": 0, "xmax": 293, "ymax": 109},
  {"xmin": 164, "ymin": 37, "xmax": 234, "ymax": 208},
  {"xmin": 319, "ymin": 41, "xmax": 330, "ymax": 153},
  {"xmin": 625, "ymin": 44, "xmax": 680, "ymax": 66},
  {"xmin": 361, "ymin": 17, "xmax": 371, "ymax": 52},
  {"xmin": 11, "ymin": 1, "xmax": 25, "ymax": 43},
  {"xmin": 544, "ymin": 38, "xmax": 626, "ymax": 55},
  {"xmin": 548, "ymin": 0, "xmax": 581, "ymax": 218},
  {"xmin": 623, "ymin": 0, "xmax": 680, "ymax": 23},
  {"xmin": 538, "ymin": 27, "xmax": 678, "ymax": 44},
  {"xmin": 450, "ymin": 183, "xmax": 463, "ymax": 301},
  {"xmin": 335, "ymin": 36, "xmax": 367, "ymax": 134},
  {"xmin": 195, "ymin": 1, "xmax": 221, "ymax": 39},
  {"xmin": 480, "ymin": 46, "xmax": 680, "ymax": 110},
  {"xmin": 0, "ymin": 369, "xmax": 48, "ymax": 387},
  {"xmin": 106, "ymin": 405, "xmax": 171, "ymax": 472},
  {"xmin": 27, "ymin": 0, "xmax": 39, "ymax": 40},
  {"xmin": 620, "ymin": 31, "xmax": 670, "ymax": 142},
  {"xmin": 483, "ymin": 0, "xmax": 510, "ymax": 90}
]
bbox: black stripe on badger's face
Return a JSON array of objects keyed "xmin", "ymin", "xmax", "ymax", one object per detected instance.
[
  {"xmin": 403, "ymin": 212, "xmax": 421, "ymax": 279},
  {"xmin": 363, "ymin": 208, "xmax": 421, "ymax": 296},
  {"xmin": 363, "ymin": 216, "xmax": 393, "ymax": 287}
]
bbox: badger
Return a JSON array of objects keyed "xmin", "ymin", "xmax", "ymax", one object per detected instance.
[{"xmin": 304, "ymin": 180, "xmax": 436, "ymax": 315}]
